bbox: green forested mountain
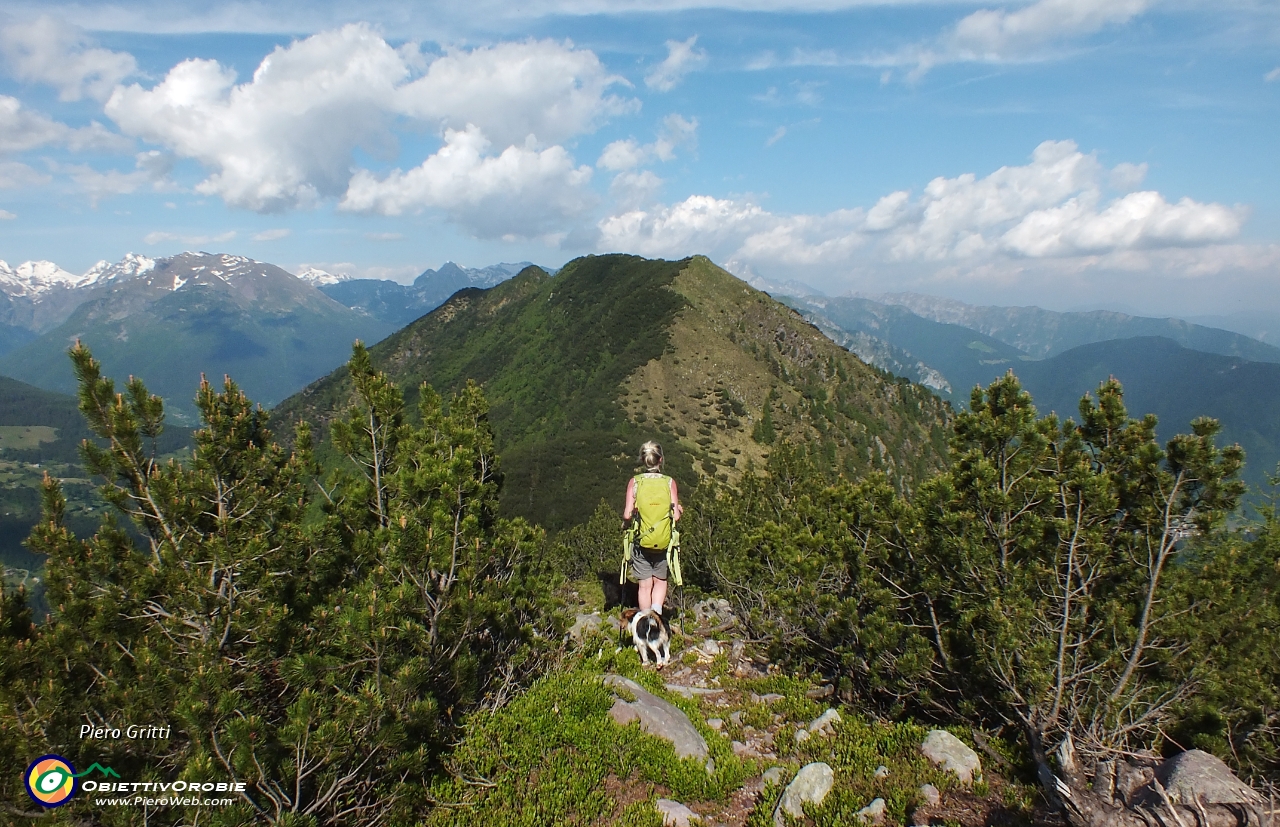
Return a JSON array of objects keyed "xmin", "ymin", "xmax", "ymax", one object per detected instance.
[
  {"xmin": 274, "ymin": 254, "xmax": 951, "ymax": 527},
  {"xmin": 0, "ymin": 253, "xmax": 393, "ymax": 423},
  {"xmin": 1012, "ymin": 336, "xmax": 1280, "ymax": 490}
]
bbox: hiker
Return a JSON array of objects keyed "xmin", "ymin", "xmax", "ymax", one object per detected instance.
[{"xmin": 622, "ymin": 440, "xmax": 683, "ymax": 615}]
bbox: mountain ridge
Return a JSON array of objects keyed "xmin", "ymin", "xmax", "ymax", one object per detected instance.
[{"xmin": 274, "ymin": 254, "xmax": 951, "ymax": 528}]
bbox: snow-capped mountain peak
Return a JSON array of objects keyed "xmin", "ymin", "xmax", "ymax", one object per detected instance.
[
  {"xmin": 296, "ymin": 267, "xmax": 350, "ymax": 286},
  {"xmin": 82, "ymin": 253, "xmax": 157, "ymax": 286},
  {"xmin": 0, "ymin": 259, "xmax": 87, "ymax": 296}
]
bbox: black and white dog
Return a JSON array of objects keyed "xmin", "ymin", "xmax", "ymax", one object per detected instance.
[{"xmin": 621, "ymin": 608, "xmax": 671, "ymax": 668}]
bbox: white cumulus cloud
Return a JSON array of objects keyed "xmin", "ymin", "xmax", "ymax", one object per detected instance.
[
  {"xmin": 645, "ymin": 36, "xmax": 708, "ymax": 92},
  {"xmin": 339, "ymin": 124, "xmax": 595, "ymax": 239},
  {"xmin": 106, "ymin": 24, "xmax": 406, "ymax": 212},
  {"xmin": 597, "ymin": 140, "xmax": 1245, "ymax": 276},
  {"xmin": 0, "ymin": 16, "xmax": 137, "ymax": 102},
  {"xmin": 0, "ymin": 209, "xmax": 15, "ymax": 219},
  {"xmin": 101, "ymin": 27, "xmax": 632, "ymax": 234},
  {"xmin": 597, "ymin": 113, "xmax": 697, "ymax": 171},
  {"xmin": 396, "ymin": 39, "xmax": 637, "ymax": 147}
]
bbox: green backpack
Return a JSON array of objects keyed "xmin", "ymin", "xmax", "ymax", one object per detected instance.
[{"xmin": 633, "ymin": 473, "xmax": 674, "ymax": 550}]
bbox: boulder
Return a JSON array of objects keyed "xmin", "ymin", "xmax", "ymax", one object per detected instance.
[
  {"xmin": 693, "ymin": 598, "xmax": 735, "ymax": 627},
  {"xmin": 604, "ymin": 675, "xmax": 712, "ymax": 772},
  {"xmin": 921, "ymin": 730, "xmax": 981, "ymax": 785},
  {"xmin": 609, "ymin": 699, "xmax": 640, "ymax": 726},
  {"xmin": 762, "ymin": 767, "xmax": 788, "ymax": 786},
  {"xmin": 1144, "ymin": 750, "xmax": 1263, "ymax": 807},
  {"xmin": 874, "ymin": 765, "xmax": 889, "ymax": 779},
  {"xmin": 775, "ymin": 762, "xmax": 835, "ymax": 827},
  {"xmin": 568, "ymin": 613, "xmax": 603, "ymax": 641},
  {"xmin": 918, "ymin": 783, "xmax": 941, "ymax": 806},
  {"xmin": 856, "ymin": 797, "xmax": 887, "ymax": 824},
  {"xmin": 808, "ymin": 708, "xmax": 842, "ymax": 737},
  {"xmin": 656, "ymin": 798, "xmax": 701, "ymax": 827},
  {"xmin": 794, "ymin": 728, "xmax": 811, "ymax": 744}
]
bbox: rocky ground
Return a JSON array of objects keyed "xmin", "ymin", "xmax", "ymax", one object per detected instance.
[{"xmin": 570, "ymin": 597, "xmax": 1051, "ymax": 827}]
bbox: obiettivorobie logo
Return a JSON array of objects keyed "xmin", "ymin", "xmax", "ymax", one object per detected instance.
[
  {"xmin": 24, "ymin": 757, "xmax": 242, "ymax": 809},
  {"xmin": 24, "ymin": 756, "xmax": 119, "ymax": 808}
]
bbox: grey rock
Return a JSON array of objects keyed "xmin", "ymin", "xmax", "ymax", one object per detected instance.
[
  {"xmin": 610, "ymin": 699, "xmax": 640, "ymax": 726},
  {"xmin": 701, "ymin": 639, "xmax": 722, "ymax": 656},
  {"xmin": 808, "ymin": 708, "xmax": 842, "ymax": 736},
  {"xmin": 729, "ymin": 711, "xmax": 744, "ymax": 726},
  {"xmin": 568, "ymin": 613, "xmax": 603, "ymax": 641},
  {"xmin": 805, "ymin": 684, "xmax": 834, "ymax": 700},
  {"xmin": 874, "ymin": 765, "xmax": 889, "ymax": 779},
  {"xmin": 762, "ymin": 767, "xmax": 788, "ymax": 786},
  {"xmin": 921, "ymin": 730, "xmax": 981, "ymax": 785},
  {"xmin": 752, "ymin": 693, "xmax": 786, "ymax": 705},
  {"xmin": 732, "ymin": 740, "xmax": 757, "ymax": 757},
  {"xmin": 774, "ymin": 762, "xmax": 835, "ymax": 827},
  {"xmin": 707, "ymin": 718, "xmax": 724, "ymax": 731},
  {"xmin": 693, "ymin": 598, "xmax": 735, "ymax": 627},
  {"xmin": 1146, "ymin": 750, "xmax": 1263, "ymax": 807},
  {"xmin": 666, "ymin": 684, "xmax": 724, "ymax": 699},
  {"xmin": 856, "ymin": 797, "xmax": 887, "ymax": 824},
  {"xmin": 731, "ymin": 639, "xmax": 746, "ymax": 660},
  {"xmin": 794, "ymin": 728, "xmax": 811, "ymax": 744},
  {"xmin": 656, "ymin": 798, "xmax": 701, "ymax": 827},
  {"xmin": 604, "ymin": 675, "xmax": 712, "ymax": 771},
  {"xmin": 918, "ymin": 783, "xmax": 941, "ymax": 806}
]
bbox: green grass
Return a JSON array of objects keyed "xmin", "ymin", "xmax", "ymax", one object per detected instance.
[
  {"xmin": 421, "ymin": 652, "xmax": 756, "ymax": 827},
  {"xmin": 0, "ymin": 426, "xmax": 58, "ymax": 450}
]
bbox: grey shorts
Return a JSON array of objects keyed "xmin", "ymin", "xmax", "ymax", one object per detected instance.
[{"xmin": 630, "ymin": 547, "xmax": 669, "ymax": 581}]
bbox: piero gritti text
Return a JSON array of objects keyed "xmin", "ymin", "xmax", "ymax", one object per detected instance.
[{"xmin": 80, "ymin": 724, "xmax": 172, "ymax": 740}]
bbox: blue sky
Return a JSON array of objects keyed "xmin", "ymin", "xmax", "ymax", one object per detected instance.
[{"xmin": 0, "ymin": 0, "xmax": 1277, "ymax": 316}]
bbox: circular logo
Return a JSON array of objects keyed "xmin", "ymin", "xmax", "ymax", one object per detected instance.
[{"xmin": 25, "ymin": 755, "xmax": 77, "ymax": 808}]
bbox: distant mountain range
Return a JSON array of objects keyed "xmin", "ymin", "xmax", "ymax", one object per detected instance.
[
  {"xmin": 1015, "ymin": 337, "xmax": 1280, "ymax": 489},
  {"xmin": 316, "ymin": 261, "xmax": 535, "ymax": 327},
  {"xmin": 273, "ymin": 255, "xmax": 950, "ymax": 528},
  {"xmin": 0, "ymin": 252, "xmax": 545, "ymax": 422},
  {"xmin": 780, "ymin": 291, "xmax": 1280, "ymax": 492},
  {"xmin": 0, "ymin": 253, "xmax": 393, "ymax": 422},
  {"xmin": 864, "ymin": 292, "xmax": 1280, "ymax": 363}
]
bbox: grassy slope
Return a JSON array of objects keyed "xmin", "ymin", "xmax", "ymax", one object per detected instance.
[
  {"xmin": 273, "ymin": 255, "xmax": 950, "ymax": 528},
  {"xmin": 1013, "ymin": 336, "xmax": 1280, "ymax": 490}
]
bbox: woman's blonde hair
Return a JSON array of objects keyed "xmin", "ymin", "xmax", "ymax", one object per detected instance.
[{"xmin": 639, "ymin": 440, "xmax": 663, "ymax": 471}]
